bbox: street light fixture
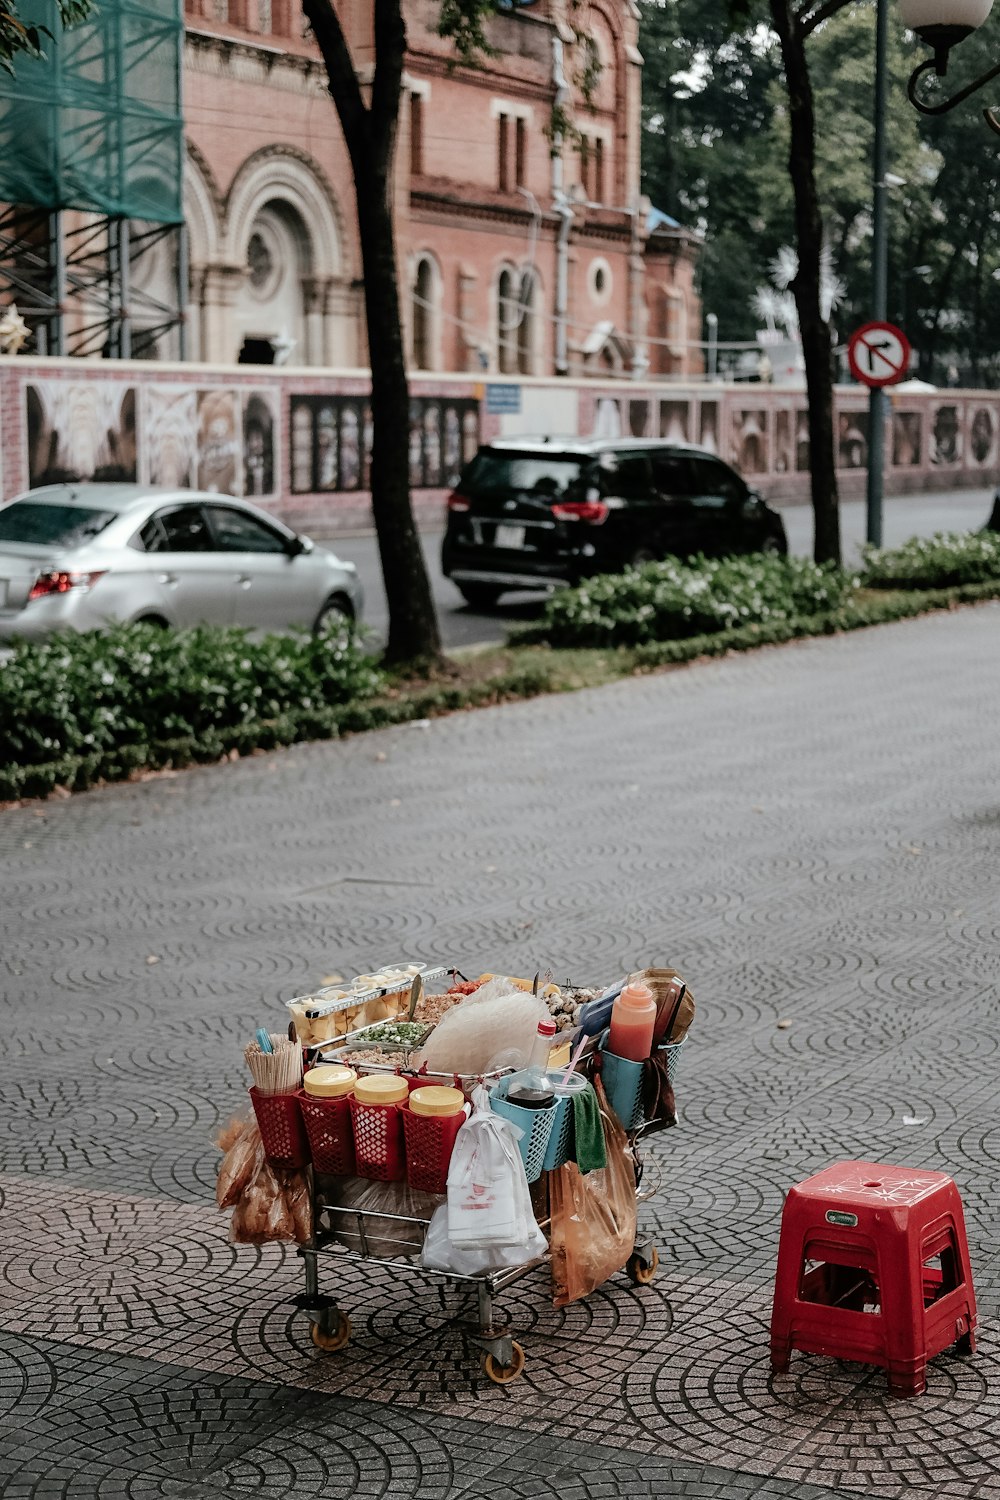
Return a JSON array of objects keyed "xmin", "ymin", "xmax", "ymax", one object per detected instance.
[{"xmin": 901, "ymin": 0, "xmax": 1000, "ymax": 130}]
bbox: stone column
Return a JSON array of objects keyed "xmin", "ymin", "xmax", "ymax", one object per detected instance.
[
  {"xmin": 200, "ymin": 264, "xmax": 244, "ymax": 366},
  {"xmin": 302, "ymin": 275, "xmax": 326, "ymax": 366}
]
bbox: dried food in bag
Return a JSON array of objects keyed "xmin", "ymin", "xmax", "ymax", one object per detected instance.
[
  {"xmin": 549, "ymin": 1076, "xmax": 638, "ymax": 1308},
  {"xmin": 230, "ymin": 1156, "xmax": 296, "ymax": 1244},
  {"xmin": 215, "ymin": 1116, "xmax": 264, "ymax": 1209}
]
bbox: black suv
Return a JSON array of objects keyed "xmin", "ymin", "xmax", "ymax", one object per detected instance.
[{"xmin": 441, "ymin": 437, "xmax": 788, "ymax": 608}]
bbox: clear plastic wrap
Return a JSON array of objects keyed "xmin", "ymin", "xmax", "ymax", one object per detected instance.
[{"xmin": 215, "ymin": 1115, "xmax": 264, "ymax": 1210}]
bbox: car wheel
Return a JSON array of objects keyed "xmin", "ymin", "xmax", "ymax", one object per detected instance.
[
  {"xmin": 133, "ymin": 614, "xmax": 170, "ymax": 629},
  {"xmin": 314, "ymin": 596, "xmax": 354, "ymax": 641},
  {"xmin": 458, "ymin": 583, "xmax": 503, "ymax": 609},
  {"xmin": 760, "ymin": 534, "xmax": 786, "ymax": 557}
]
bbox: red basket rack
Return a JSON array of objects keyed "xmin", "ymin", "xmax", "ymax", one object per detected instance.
[
  {"xmin": 249, "ymin": 1086, "xmax": 309, "ymax": 1168},
  {"xmin": 349, "ymin": 1097, "xmax": 406, "ymax": 1182},
  {"xmin": 297, "ymin": 1090, "xmax": 356, "ymax": 1176},
  {"xmin": 401, "ymin": 1102, "xmax": 466, "ymax": 1195}
]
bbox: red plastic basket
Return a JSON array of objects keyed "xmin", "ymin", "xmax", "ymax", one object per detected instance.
[
  {"xmin": 249, "ymin": 1086, "xmax": 309, "ymax": 1168},
  {"xmin": 401, "ymin": 1102, "xmax": 466, "ymax": 1195},
  {"xmin": 349, "ymin": 1097, "xmax": 405, "ymax": 1181},
  {"xmin": 297, "ymin": 1090, "xmax": 356, "ymax": 1176}
]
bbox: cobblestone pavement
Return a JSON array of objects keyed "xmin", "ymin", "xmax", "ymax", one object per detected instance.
[{"xmin": 2, "ymin": 603, "xmax": 1000, "ymax": 1498}]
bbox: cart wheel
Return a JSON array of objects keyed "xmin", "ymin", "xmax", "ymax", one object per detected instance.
[
  {"xmin": 310, "ymin": 1311, "xmax": 351, "ymax": 1352},
  {"xmin": 627, "ymin": 1247, "xmax": 659, "ymax": 1285},
  {"xmin": 481, "ymin": 1341, "xmax": 526, "ymax": 1384}
]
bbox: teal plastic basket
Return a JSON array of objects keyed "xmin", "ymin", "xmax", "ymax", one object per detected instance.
[
  {"xmin": 541, "ymin": 1071, "xmax": 590, "ymax": 1172},
  {"xmin": 601, "ymin": 1050, "xmax": 645, "ymax": 1132},
  {"xmin": 489, "ymin": 1077, "xmax": 558, "ymax": 1183}
]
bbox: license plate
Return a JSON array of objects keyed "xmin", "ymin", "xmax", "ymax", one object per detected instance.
[{"xmin": 494, "ymin": 524, "xmax": 525, "ymax": 549}]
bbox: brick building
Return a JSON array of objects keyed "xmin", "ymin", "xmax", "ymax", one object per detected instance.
[{"xmin": 181, "ymin": 0, "xmax": 701, "ymax": 378}]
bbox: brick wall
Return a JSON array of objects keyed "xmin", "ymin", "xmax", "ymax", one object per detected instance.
[{"xmin": 3, "ymin": 356, "xmax": 997, "ymax": 538}]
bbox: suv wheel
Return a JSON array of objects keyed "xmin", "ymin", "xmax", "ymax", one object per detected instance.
[
  {"xmin": 760, "ymin": 534, "xmax": 786, "ymax": 557},
  {"xmin": 458, "ymin": 583, "xmax": 503, "ymax": 609}
]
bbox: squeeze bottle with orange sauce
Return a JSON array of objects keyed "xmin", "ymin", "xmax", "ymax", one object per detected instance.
[{"xmin": 607, "ymin": 981, "xmax": 656, "ymax": 1063}]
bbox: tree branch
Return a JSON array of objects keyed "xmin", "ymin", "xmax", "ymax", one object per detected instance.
[
  {"xmin": 301, "ymin": 0, "xmax": 368, "ymax": 161},
  {"xmin": 797, "ymin": 0, "xmax": 850, "ymax": 42}
]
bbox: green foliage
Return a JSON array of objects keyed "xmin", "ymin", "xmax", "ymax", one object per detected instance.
[
  {"xmin": 514, "ymin": 554, "xmax": 854, "ymax": 649},
  {"xmin": 0, "ymin": 623, "xmax": 383, "ymax": 776},
  {"xmin": 860, "ymin": 531, "xmax": 1000, "ymax": 588},
  {"xmin": 0, "ymin": 0, "xmax": 91, "ymax": 72}
]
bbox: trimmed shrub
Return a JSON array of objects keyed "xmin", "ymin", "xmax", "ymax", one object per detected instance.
[
  {"xmin": 861, "ymin": 531, "xmax": 1000, "ymax": 589},
  {"xmin": 0, "ymin": 622, "xmax": 383, "ymax": 778},
  {"xmin": 514, "ymin": 554, "xmax": 854, "ymax": 649}
]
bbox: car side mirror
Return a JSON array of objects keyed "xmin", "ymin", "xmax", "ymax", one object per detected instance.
[{"xmin": 285, "ymin": 533, "xmax": 312, "ymax": 557}]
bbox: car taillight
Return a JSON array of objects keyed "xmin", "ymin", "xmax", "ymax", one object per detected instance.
[
  {"xmin": 28, "ymin": 570, "xmax": 106, "ymax": 601},
  {"xmin": 447, "ymin": 491, "xmax": 471, "ymax": 513},
  {"xmin": 550, "ymin": 500, "xmax": 609, "ymax": 525}
]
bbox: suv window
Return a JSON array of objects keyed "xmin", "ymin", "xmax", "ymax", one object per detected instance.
[
  {"xmin": 600, "ymin": 451, "xmax": 653, "ymax": 500},
  {"xmin": 150, "ymin": 504, "xmax": 214, "ymax": 553},
  {"xmin": 650, "ymin": 452, "xmax": 698, "ymax": 498},
  {"xmin": 205, "ymin": 505, "xmax": 287, "ymax": 553},
  {"xmin": 691, "ymin": 457, "xmax": 745, "ymax": 507},
  {"xmin": 460, "ymin": 451, "xmax": 586, "ymax": 499}
]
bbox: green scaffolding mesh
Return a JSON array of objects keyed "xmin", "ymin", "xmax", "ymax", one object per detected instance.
[{"xmin": 0, "ymin": 0, "xmax": 183, "ymax": 223}]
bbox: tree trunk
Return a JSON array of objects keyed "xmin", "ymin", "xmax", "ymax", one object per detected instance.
[
  {"xmin": 770, "ymin": 0, "xmax": 841, "ymax": 566},
  {"xmin": 355, "ymin": 154, "xmax": 442, "ymax": 665},
  {"xmin": 303, "ymin": 0, "xmax": 442, "ymax": 667}
]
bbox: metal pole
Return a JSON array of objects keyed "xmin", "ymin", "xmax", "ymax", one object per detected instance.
[
  {"xmin": 118, "ymin": 218, "xmax": 131, "ymax": 360},
  {"xmin": 867, "ymin": 0, "xmax": 889, "ymax": 547}
]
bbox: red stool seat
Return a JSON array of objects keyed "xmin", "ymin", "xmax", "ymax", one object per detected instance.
[{"xmin": 770, "ymin": 1160, "xmax": 977, "ymax": 1396}]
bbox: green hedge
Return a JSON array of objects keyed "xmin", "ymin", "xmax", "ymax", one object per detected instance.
[
  {"xmin": 513, "ymin": 554, "xmax": 854, "ymax": 649},
  {"xmin": 0, "ymin": 623, "xmax": 384, "ymax": 800},
  {"xmin": 861, "ymin": 531, "xmax": 1000, "ymax": 589}
]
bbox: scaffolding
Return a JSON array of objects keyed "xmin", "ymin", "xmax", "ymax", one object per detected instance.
[{"xmin": 0, "ymin": 0, "xmax": 186, "ymax": 358}]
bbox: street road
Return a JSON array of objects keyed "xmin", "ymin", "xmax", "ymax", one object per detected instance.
[
  {"xmin": 2, "ymin": 603, "xmax": 998, "ymax": 1496},
  {"xmin": 331, "ymin": 486, "xmax": 994, "ymax": 650}
]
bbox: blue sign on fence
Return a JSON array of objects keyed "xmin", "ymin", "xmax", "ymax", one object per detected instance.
[{"xmin": 485, "ymin": 384, "xmax": 522, "ymax": 414}]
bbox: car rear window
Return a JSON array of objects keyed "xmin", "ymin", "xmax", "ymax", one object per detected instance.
[
  {"xmin": 0, "ymin": 501, "xmax": 116, "ymax": 548},
  {"xmin": 460, "ymin": 451, "xmax": 588, "ymax": 499}
]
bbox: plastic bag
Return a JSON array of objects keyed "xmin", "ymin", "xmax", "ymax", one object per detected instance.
[
  {"xmin": 229, "ymin": 1157, "xmax": 311, "ymax": 1245},
  {"xmin": 215, "ymin": 1115, "xmax": 264, "ymax": 1209},
  {"xmin": 549, "ymin": 1076, "xmax": 637, "ymax": 1308},
  {"xmin": 320, "ymin": 1176, "xmax": 444, "ymax": 1258},
  {"xmin": 417, "ymin": 979, "xmax": 547, "ymax": 1076},
  {"xmin": 421, "ymin": 1198, "xmax": 545, "ymax": 1275},
  {"xmin": 446, "ymin": 1085, "xmax": 534, "ymax": 1248}
]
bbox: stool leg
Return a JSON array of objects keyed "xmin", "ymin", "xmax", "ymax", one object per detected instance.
[
  {"xmin": 770, "ymin": 1336, "xmax": 791, "ymax": 1374},
  {"xmin": 888, "ymin": 1358, "xmax": 926, "ymax": 1398},
  {"xmin": 956, "ymin": 1329, "xmax": 976, "ymax": 1356}
]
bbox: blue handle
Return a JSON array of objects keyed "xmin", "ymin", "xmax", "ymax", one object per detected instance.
[
  {"xmin": 255, "ymin": 1027, "xmax": 274, "ymax": 1054},
  {"xmin": 574, "ymin": 979, "xmax": 626, "ymax": 1039}
]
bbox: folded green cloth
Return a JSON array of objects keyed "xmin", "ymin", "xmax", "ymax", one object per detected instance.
[{"xmin": 571, "ymin": 1082, "xmax": 607, "ymax": 1174}]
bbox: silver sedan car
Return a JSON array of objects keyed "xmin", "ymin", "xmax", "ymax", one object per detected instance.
[{"xmin": 0, "ymin": 483, "xmax": 363, "ymax": 640}]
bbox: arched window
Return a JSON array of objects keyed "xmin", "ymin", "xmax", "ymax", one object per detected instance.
[
  {"xmin": 412, "ymin": 257, "xmax": 435, "ymax": 370},
  {"xmin": 497, "ymin": 267, "xmax": 518, "ymax": 374}
]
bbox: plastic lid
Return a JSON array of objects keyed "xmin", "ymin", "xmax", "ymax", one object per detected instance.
[
  {"xmin": 409, "ymin": 1085, "xmax": 466, "ymax": 1117},
  {"xmin": 619, "ymin": 981, "xmax": 655, "ymax": 1009},
  {"xmin": 303, "ymin": 1064, "xmax": 356, "ymax": 1098},
  {"xmin": 536, "ymin": 1019, "xmax": 557, "ymax": 1036},
  {"xmin": 354, "ymin": 1073, "xmax": 408, "ymax": 1105}
]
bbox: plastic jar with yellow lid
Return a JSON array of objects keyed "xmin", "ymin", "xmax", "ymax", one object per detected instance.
[
  {"xmin": 303, "ymin": 1064, "xmax": 356, "ymax": 1099},
  {"xmin": 409, "ymin": 1085, "xmax": 465, "ymax": 1118},
  {"xmin": 354, "ymin": 1073, "xmax": 409, "ymax": 1106}
]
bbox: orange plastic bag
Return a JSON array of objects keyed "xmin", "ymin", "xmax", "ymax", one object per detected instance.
[
  {"xmin": 229, "ymin": 1157, "xmax": 313, "ymax": 1245},
  {"xmin": 549, "ymin": 1076, "xmax": 637, "ymax": 1308},
  {"xmin": 216, "ymin": 1116, "xmax": 264, "ymax": 1209}
]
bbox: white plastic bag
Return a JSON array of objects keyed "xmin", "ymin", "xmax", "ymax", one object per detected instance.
[
  {"xmin": 445, "ymin": 1085, "xmax": 541, "ymax": 1250},
  {"xmin": 421, "ymin": 1199, "xmax": 545, "ymax": 1274}
]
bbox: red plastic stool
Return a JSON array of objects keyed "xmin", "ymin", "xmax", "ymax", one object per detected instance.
[{"xmin": 770, "ymin": 1160, "xmax": 977, "ymax": 1396}]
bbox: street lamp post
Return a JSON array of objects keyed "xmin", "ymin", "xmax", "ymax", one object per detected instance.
[
  {"xmin": 900, "ymin": 0, "xmax": 1000, "ymax": 128},
  {"xmin": 868, "ymin": 0, "xmax": 890, "ymax": 547}
]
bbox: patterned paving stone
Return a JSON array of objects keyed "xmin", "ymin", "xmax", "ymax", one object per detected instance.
[{"xmin": 2, "ymin": 605, "xmax": 1000, "ymax": 1496}]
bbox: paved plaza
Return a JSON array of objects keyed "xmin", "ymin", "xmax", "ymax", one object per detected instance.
[{"xmin": 1, "ymin": 603, "xmax": 999, "ymax": 1498}]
